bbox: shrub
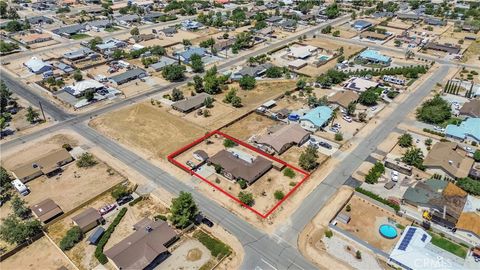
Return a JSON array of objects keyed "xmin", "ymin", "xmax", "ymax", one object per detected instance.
[
  {"xmin": 289, "ymin": 182, "xmax": 297, "ymax": 186},
  {"xmin": 237, "ymin": 179, "xmax": 247, "ymax": 189},
  {"xmin": 111, "ymin": 185, "xmax": 129, "ymax": 199},
  {"xmin": 283, "ymin": 168, "xmax": 296, "ymax": 178},
  {"xmin": 274, "ymin": 190, "xmax": 285, "ymax": 200},
  {"xmin": 365, "ymin": 162, "xmax": 385, "ymax": 184},
  {"xmin": 194, "ymin": 231, "xmax": 231, "ymax": 258},
  {"xmin": 325, "ymin": 230, "xmax": 333, "ymax": 238},
  {"xmin": 416, "ymin": 95, "xmax": 451, "ymax": 124},
  {"xmin": 60, "ymin": 226, "xmax": 83, "ymax": 251},
  {"xmin": 334, "ymin": 132, "xmax": 343, "ymax": 141},
  {"xmin": 398, "ymin": 133, "xmax": 413, "ymax": 147},
  {"xmin": 356, "ymin": 250, "xmax": 362, "ymax": 259},
  {"xmin": 154, "ymin": 214, "xmax": 168, "ymax": 221},
  {"xmin": 474, "ymin": 150, "xmax": 480, "ymax": 162},
  {"xmin": 345, "ymin": 204, "xmax": 351, "ymax": 212},
  {"xmin": 76, "ymin": 153, "xmax": 97, "ymax": 168},
  {"xmin": 223, "ymin": 139, "xmax": 236, "ymax": 148},
  {"xmin": 355, "ymin": 187, "xmax": 400, "ymax": 211},
  {"xmin": 95, "ymin": 208, "xmax": 128, "ymax": 264},
  {"xmin": 129, "ymin": 196, "xmax": 143, "ymax": 206},
  {"xmin": 238, "ymin": 191, "xmax": 254, "ymax": 206},
  {"xmin": 456, "ymin": 177, "xmax": 480, "ymax": 196},
  {"xmin": 62, "ymin": 143, "xmax": 72, "ymax": 151}
]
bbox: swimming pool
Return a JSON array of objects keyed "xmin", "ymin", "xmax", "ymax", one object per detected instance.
[
  {"xmin": 379, "ymin": 224, "xmax": 398, "ymax": 239},
  {"xmin": 318, "ymin": 55, "xmax": 330, "ymax": 61}
]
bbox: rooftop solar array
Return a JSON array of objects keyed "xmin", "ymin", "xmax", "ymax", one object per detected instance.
[
  {"xmin": 398, "ymin": 227, "xmax": 416, "ymax": 251},
  {"xmin": 421, "ymin": 234, "xmax": 427, "ymax": 242}
]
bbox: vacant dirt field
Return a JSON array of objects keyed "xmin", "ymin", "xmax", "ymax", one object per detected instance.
[
  {"xmin": 158, "ymin": 239, "xmax": 211, "ymax": 270},
  {"xmin": 336, "ymin": 195, "xmax": 410, "ymax": 253},
  {"xmin": 303, "ymin": 38, "xmax": 365, "ymax": 58},
  {"xmin": 1, "ymin": 237, "xmax": 75, "ymax": 270},
  {"xmin": 90, "ymin": 102, "xmax": 207, "ymax": 158},
  {"xmin": 221, "ymin": 113, "xmax": 277, "ymax": 141}
]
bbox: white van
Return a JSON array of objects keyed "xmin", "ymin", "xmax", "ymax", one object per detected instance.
[{"xmin": 11, "ymin": 179, "xmax": 29, "ymax": 196}]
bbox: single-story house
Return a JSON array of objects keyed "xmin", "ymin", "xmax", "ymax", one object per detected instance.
[
  {"xmin": 132, "ymin": 33, "xmax": 156, "ymax": 43},
  {"xmin": 424, "ymin": 17, "xmax": 446, "ymax": 26},
  {"xmin": 30, "ymin": 198, "xmax": 63, "ymax": 223},
  {"xmin": 213, "ymin": 38, "xmax": 237, "ymax": 51},
  {"xmin": 280, "ymin": 19, "xmax": 297, "ymax": 32},
  {"xmin": 72, "ymin": 207, "xmax": 104, "ymax": 232},
  {"xmin": 109, "ymin": 68, "xmax": 147, "ymax": 85},
  {"xmin": 230, "ymin": 63, "xmax": 273, "ymax": 80},
  {"xmin": 256, "ymin": 26, "xmax": 274, "ymax": 37},
  {"xmin": 360, "ymin": 31, "xmax": 390, "ymax": 40},
  {"xmin": 455, "ymin": 210, "xmax": 480, "ymax": 245},
  {"xmin": 18, "ymin": 33, "xmax": 53, "ymax": 45},
  {"xmin": 11, "ymin": 148, "xmax": 74, "ymax": 183},
  {"xmin": 397, "ymin": 12, "xmax": 422, "ymax": 20},
  {"xmin": 266, "ymin": 16, "xmax": 283, "ymax": 24},
  {"xmin": 193, "ymin": 150, "xmax": 209, "ymax": 162},
  {"xmin": 328, "ymin": 90, "xmax": 359, "ymax": 109},
  {"xmin": 357, "ymin": 49, "xmax": 391, "ymax": 65},
  {"xmin": 104, "ymin": 218, "xmax": 178, "ymax": 269},
  {"xmin": 24, "ymin": 57, "xmax": 52, "ymax": 74},
  {"xmin": 352, "ymin": 20, "xmax": 372, "ymax": 31},
  {"xmin": 176, "ymin": 47, "xmax": 206, "ymax": 63},
  {"xmin": 63, "ymin": 79, "xmax": 105, "ymax": 97},
  {"xmin": 288, "ymin": 45, "xmax": 317, "ymax": 59},
  {"xmin": 160, "ymin": 26, "xmax": 177, "ymax": 37},
  {"xmin": 423, "ymin": 141, "xmax": 475, "ymax": 179},
  {"xmin": 149, "ymin": 56, "xmax": 176, "ymax": 72},
  {"xmin": 85, "ymin": 20, "xmax": 112, "ymax": 31},
  {"xmin": 53, "ymin": 62, "xmax": 74, "ymax": 73},
  {"xmin": 255, "ymin": 124, "xmax": 310, "ymax": 154},
  {"xmin": 115, "ymin": 14, "xmax": 141, "ymax": 25},
  {"xmin": 445, "ymin": 118, "xmax": 480, "ymax": 143},
  {"xmin": 208, "ymin": 149, "xmax": 272, "ymax": 185},
  {"xmin": 459, "ymin": 100, "xmax": 480, "ymax": 118},
  {"xmin": 299, "ymin": 106, "xmax": 333, "ymax": 131},
  {"xmin": 27, "ymin": 15, "xmax": 54, "ymax": 25},
  {"xmin": 52, "ymin": 24, "xmax": 86, "ymax": 37},
  {"xmin": 171, "ymin": 93, "xmax": 211, "ymax": 113},
  {"xmin": 143, "ymin": 12, "xmax": 165, "ymax": 22},
  {"xmin": 181, "ymin": 20, "xmax": 203, "ymax": 31},
  {"xmin": 424, "ymin": 42, "xmax": 461, "ymax": 54},
  {"xmin": 343, "ymin": 77, "xmax": 379, "ymax": 92},
  {"xmin": 64, "ymin": 47, "xmax": 95, "ymax": 61},
  {"xmin": 96, "ymin": 38, "xmax": 126, "ymax": 52}
]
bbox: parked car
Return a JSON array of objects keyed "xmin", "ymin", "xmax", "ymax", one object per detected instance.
[
  {"xmin": 186, "ymin": 160, "xmax": 196, "ymax": 168},
  {"xmin": 99, "ymin": 204, "xmax": 117, "ymax": 215},
  {"xmin": 342, "ymin": 115, "xmax": 352, "ymax": 122},
  {"xmin": 116, "ymin": 195, "xmax": 133, "ymax": 206},
  {"xmin": 371, "ymin": 106, "xmax": 377, "ymax": 111},
  {"xmin": 202, "ymin": 217, "xmax": 214, "ymax": 227},
  {"xmin": 319, "ymin": 141, "xmax": 332, "ymax": 149}
]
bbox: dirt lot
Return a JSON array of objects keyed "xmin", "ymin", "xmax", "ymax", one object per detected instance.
[
  {"xmin": 1, "ymin": 236, "xmax": 75, "ymax": 270},
  {"xmin": 223, "ymin": 80, "xmax": 296, "ymax": 109},
  {"xmin": 336, "ymin": 195, "xmax": 410, "ymax": 253},
  {"xmin": 158, "ymin": 239, "xmax": 211, "ymax": 270},
  {"xmin": 172, "ymin": 99, "xmax": 236, "ymax": 130},
  {"xmin": 90, "ymin": 102, "xmax": 207, "ymax": 158},
  {"xmin": 221, "ymin": 113, "xmax": 278, "ymax": 141}
]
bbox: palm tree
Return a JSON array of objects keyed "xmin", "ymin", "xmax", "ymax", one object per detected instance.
[{"xmin": 330, "ymin": 108, "xmax": 339, "ymax": 127}]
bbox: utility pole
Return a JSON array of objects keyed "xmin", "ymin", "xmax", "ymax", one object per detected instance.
[{"xmin": 38, "ymin": 101, "xmax": 46, "ymax": 122}]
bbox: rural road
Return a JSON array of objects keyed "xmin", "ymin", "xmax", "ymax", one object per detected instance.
[{"xmin": 1, "ymin": 15, "xmax": 452, "ymax": 269}]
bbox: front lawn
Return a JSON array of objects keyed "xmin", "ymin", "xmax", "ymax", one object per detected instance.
[
  {"xmin": 70, "ymin": 33, "xmax": 90, "ymax": 40},
  {"xmin": 429, "ymin": 233, "xmax": 467, "ymax": 258},
  {"xmin": 439, "ymin": 117, "xmax": 462, "ymax": 128},
  {"xmin": 105, "ymin": 27, "xmax": 120, "ymax": 32}
]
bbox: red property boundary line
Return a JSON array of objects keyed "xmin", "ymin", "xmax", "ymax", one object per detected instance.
[{"xmin": 167, "ymin": 130, "xmax": 311, "ymax": 219}]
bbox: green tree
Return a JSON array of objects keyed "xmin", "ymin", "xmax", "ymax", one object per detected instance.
[
  {"xmin": 0, "ymin": 166, "xmax": 12, "ymax": 190},
  {"xmin": 223, "ymin": 138, "xmax": 236, "ymax": 148},
  {"xmin": 59, "ymin": 226, "xmax": 83, "ymax": 251},
  {"xmin": 182, "ymin": 39, "xmax": 192, "ymax": 46},
  {"xmin": 325, "ymin": 3, "xmax": 340, "ymax": 19},
  {"xmin": 193, "ymin": 75, "xmax": 204, "ymax": 93},
  {"xmin": 25, "ymin": 106, "xmax": 39, "ymax": 123},
  {"xmin": 347, "ymin": 102, "xmax": 356, "ymax": 116},
  {"xmin": 190, "ymin": 53, "xmax": 204, "ymax": 73},
  {"xmin": 76, "ymin": 153, "xmax": 97, "ymax": 168},
  {"xmin": 204, "ymin": 96, "xmax": 214, "ymax": 108},
  {"xmin": 265, "ymin": 66, "xmax": 283, "ymax": 78},
  {"xmin": 231, "ymin": 95, "xmax": 242, "ymax": 108},
  {"xmin": 130, "ymin": 27, "xmax": 139, "ymax": 36},
  {"xmin": 5, "ymin": 20, "xmax": 23, "ymax": 32},
  {"xmin": 473, "ymin": 150, "xmax": 480, "ymax": 162},
  {"xmin": 171, "ymin": 88, "xmax": 184, "ymax": 101},
  {"xmin": 11, "ymin": 196, "xmax": 30, "ymax": 219},
  {"xmin": 0, "ymin": 215, "xmax": 42, "ymax": 245},
  {"xmin": 296, "ymin": 78, "xmax": 307, "ymax": 90},
  {"xmin": 169, "ymin": 192, "xmax": 198, "ymax": 228},
  {"xmin": 84, "ymin": 90, "xmax": 95, "ymax": 101},
  {"xmin": 88, "ymin": 36, "xmax": 103, "ymax": 50},
  {"xmin": 162, "ymin": 64, "xmax": 186, "ymax": 82},
  {"xmin": 456, "ymin": 177, "xmax": 480, "ymax": 196},
  {"xmin": 358, "ymin": 88, "xmax": 378, "ymax": 106},
  {"xmin": 283, "ymin": 168, "xmax": 296, "ymax": 178},
  {"xmin": 299, "ymin": 145, "xmax": 318, "ymax": 171},
  {"xmin": 321, "ymin": 25, "xmax": 332, "ymax": 34},
  {"xmin": 332, "ymin": 30, "xmax": 340, "ymax": 37},
  {"xmin": 274, "ymin": 190, "xmax": 285, "ymax": 200},
  {"xmin": 365, "ymin": 162, "xmax": 385, "ymax": 184},
  {"xmin": 416, "ymin": 95, "xmax": 452, "ymax": 124},
  {"xmin": 0, "ymin": 80, "xmax": 12, "ymax": 112},
  {"xmin": 398, "ymin": 133, "xmax": 413, "ymax": 148},
  {"xmin": 402, "ymin": 147, "xmax": 425, "ymax": 170},
  {"xmin": 237, "ymin": 179, "xmax": 247, "ymax": 189},
  {"xmin": 239, "ymin": 75, "xmax": 256, "ymax": 90},
  {"xmin": 238, "ymin": 191, "xmax": 254, "ymax": 206}
]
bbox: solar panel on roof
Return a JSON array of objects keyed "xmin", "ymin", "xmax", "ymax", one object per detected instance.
[
  {"xmin": 398, "ymin": 227, "xmax": 417, "ymax": 251},
  {"xmin": 421, "ymin": 234, "xmax": 427, "ymax": 242}
]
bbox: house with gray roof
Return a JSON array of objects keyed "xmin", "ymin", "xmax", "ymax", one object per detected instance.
[
  {"xmin": 85, "ymin": 20, "xmax": 112, "ymax": 31},
  {"xmin": 52, "ymin": 24, "xmax": 86, "ymax": 37},
  {"xmin": 115, "ymin": 14, "xmax": 140, "ymax": 25},
  {"xmin": 171, "ymin": 93, "xmax": 211, "ymax": 113},
  {"xmin": 149, "ymin": 56, "xmax": 176, "ymax": 71},
  {"xmin": 109, "ymin": 68, "xmax": 147, "ymax": 85},
  {"xmin": 27, "ymin": 15, "xmax": 54, "ymax": 25},
  {"xmin": 230, "ymin": 63, "xmax": 273, "ymax": 81},
  {"xmin": 64, "ymin": 47, "xmax": 95, "ymax": 61}
]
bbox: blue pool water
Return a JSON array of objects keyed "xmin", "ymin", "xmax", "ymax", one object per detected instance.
[{"xmin": 379, "ymin": 224, "xmax": 398, "ymax": 239}]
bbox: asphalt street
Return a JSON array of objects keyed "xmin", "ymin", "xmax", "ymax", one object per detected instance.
[{"xmin": 0, "ymin": 15, "xmax": 452, "ymax": 270}]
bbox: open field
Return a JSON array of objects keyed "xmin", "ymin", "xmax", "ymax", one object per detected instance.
[
  {"xmin": 1, "ymin": 237, "xmax": 75, "ymax": 270},
  {"xmin": 336, "ymin": 195, "xmax": 411, "ymax": 252},
  {"xmin": 221, "ymin": 113, "xmax": 277, "ymax": 141},
  {"xmin": 90, "ymin": 102, "xmax": 207, "ymax": 158}
]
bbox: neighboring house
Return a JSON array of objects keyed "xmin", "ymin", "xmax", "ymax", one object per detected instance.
[
  {"xmin": 109, "ymin": 68, "xmax": 147, "ymax": 85},
  {"xmin": 328, "ymin": 90, "xmax": 359, "ymax": 109},
  {"xmin": 256, "ymin": 26, "xmax": 274, "ymax": 37},
  {"xmin": 11, "ymin": 149, "xmax": 74, "ymax": 183},
  {"xmin": 24, "ymin": 57, "xmax": 52, "ymax": 74},
  {"xmin": 53, "ymin": 62, "xmax": 74, "ymax": 73},
  {"xmin": 403, "ymin": 179, "xmax": 467, "ymax": 225},
  {"xmin": 299, "ymin": 106, "xmax": 333, "ymax": 131},
  {"xmin": 181, "ymin": 20, "xmax": 203, "ymax": 31},
  {"xmin": 230, "ymin": 63, "xmax": 273, "ymax": 80},
  {"xmin": 176, "ymin": 47, "xmax": 206, "ymax": 63},
  {"xmin": 149, "ymin": 56, "xmax": 176, "ymax": 72},
  {"xmin": 52, "ymin": 24, "xmax": 86, "ymax": 37},
  {"xmin": 455, "ymin": 196, "xmax": 480, "ymax": 246},
  {"xmin": 255, "ymin": 124, "xmax": 310, "ymax": 154},
  {"xmin": 115, "ymin": 14, "xmax": 141, "ymax": 25},
  {"xmin": 265, "ymin": 16, "xmax": 283, "ymax": 24},
  {"xmin": 171, "ymin": 93, "xmax": 211, "ymax": 113},
  {"xmin": 445, "ymin": 118, "xmax": 480, "ymax": 143},
  {"xmin": 383, "ymin": 75, "xmax": 405, "ymax": 85},
  {"xmin": 208, "ymin": 149, "xmax": 272, "ymax": 185},
  {"xmin": 360, "ymin": 31, "xmax": 390, "ymax": 41},
  {"xmin": 104, "ymin": 218, "xmax": 178, "ymax": 269},
  {"xmin": 143, "ymin": 12, "xmax": 165, "ymax": 22},
  {"xmin": 64, "ymin": 47, "xmax": 95, "ymax": 61},
  {"xmin": 288, "ymin": 59, "xmax": 307, "ymax": 70},
  {"xmin": 424, "ymin": 17, "xmax": 446, "ymax": 26},
  {"xmin": 85, "ymin": 20, "xmax": 112, "ymax": 31},
  {"xmin": 423, "ymin": 142, "xmax": 475, "ymax": 179},
  {"xmin": 72, "ymin": 207, "xmax": 104, "ymax": 232},
  {"xmin": 132, "ymin": 33, "xmax": 156, "ymax": 43},
  {"xmin": 160, "ymin": 26, "xmax": 177, "ymax": 37},
  {"xmin": 343, "ymin": 77, "xmax": 379, "ymax": 92},
  {"xmin": 63, "ymin": 79, "xmax": 105, "ymax": 97},
  {"xmin": 388, "ymin": 226, "xmax": 466, "ymax": 270},
  {"xmin": 30, "ymin": 198, "xmax": 63, "ymax": 223},
  {"xmin": 18, "ymin": 33, "xmax": 53, "ymax": 45},
  {"xmin": 213, "ymin": 38, "xmax": 236, "ymax": 51},
  {"xmin": 280, "ymin": 19, "xmax": 297, "ymax": 32},
  {"xmin": 96, "ymin": 38, "xmax": 126, "ymax": 52},
  {"xmin": 287, "ymin": 45, "xmax": 317, "ymax": 59},
  {"xmin": 357, "ymin": 49, "xmax": 391, "ymax": 65},
  {"xmin": 459, "ymin": 100, "xmax": 480, "ymax": 118},
  {"xmin": 27, "ymin": 15, "xmax": 54, "ymax": 25},
  {"xmin": 396, "ymin": 12, "xmax": 422, "ymax": 20},
  {"xmin": 424, "ymin": 42, "xmax": 461, "ymax": 54},
  {"xmin": 351, "ymin": 20, "xmax": 372, "ymax": 31},
  {"xmin": 193, "ymin": 150, "xmax": 209, "ymax": 162}
]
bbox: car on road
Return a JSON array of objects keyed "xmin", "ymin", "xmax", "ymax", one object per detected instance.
[
  {"xmin": 116, "ymin": 194, "xmax": 133, "ymax": 206},
  {"xmin": 99, "ymin": 204, "xmax": 117, "ymax": 215}
]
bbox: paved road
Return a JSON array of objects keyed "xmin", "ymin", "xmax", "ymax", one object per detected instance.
[{"xmin": 275, "ymin": 65, "xmax": 451, "ymax": 246}]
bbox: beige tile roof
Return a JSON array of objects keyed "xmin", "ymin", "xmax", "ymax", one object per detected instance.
[
  {"xmin": 328, "ymin": 90, "xmax": 359, "ymax": 108},
  {"xmin": 423, "ymin": 142, "xmax": 474, "ymax": 178},
  {"xmin": 456, "ymin": 212, "xmax": 480, "ymax": 237},
  {"xmin": 256, "ymin": 124, "xmax": 310, "ymax": 154}
]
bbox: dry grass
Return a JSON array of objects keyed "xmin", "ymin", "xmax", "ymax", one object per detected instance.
[
  {"xmin": 221, "ymin": 113, "xmax": 277, "ymax": 141},
  {"xmin": 186, "ymin": 248, "xmax": 203, "ymax": 261}
]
